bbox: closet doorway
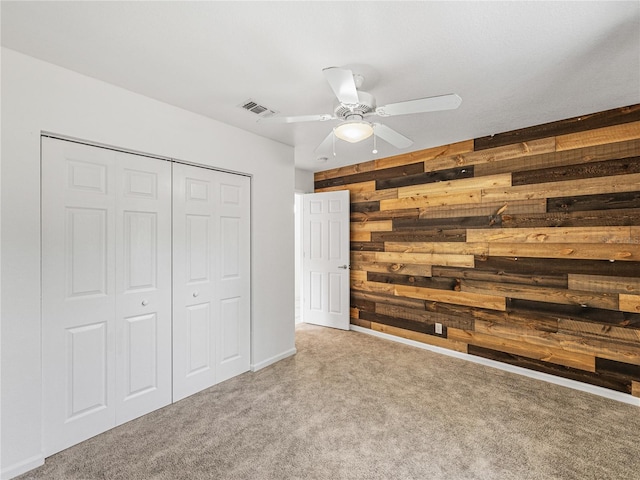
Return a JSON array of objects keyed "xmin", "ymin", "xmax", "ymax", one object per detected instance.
[{"xmin": 41, "ymin": 137, "xmax": 250, "ymax": 456}]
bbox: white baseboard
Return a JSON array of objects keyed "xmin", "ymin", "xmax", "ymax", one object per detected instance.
[
  {"xmin": 350, "ymin": 325, "xmax": 640, "ymax": 407},
  {"xmin": 1, "ymin": 453, "xmax": 44, "ymax": 480},
  {"xmin": 250, "ymin": 347, "xmax": 297, "ymax": 372}
]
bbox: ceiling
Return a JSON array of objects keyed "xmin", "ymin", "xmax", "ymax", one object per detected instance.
[{"xmin": 2, "ymin": 1, "xmax": 639, "ymax": 172}]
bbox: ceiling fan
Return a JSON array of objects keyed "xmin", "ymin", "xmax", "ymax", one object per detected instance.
[{"xmin": 260, "ymin": 67, "xmax": 462, "ymax": 153}]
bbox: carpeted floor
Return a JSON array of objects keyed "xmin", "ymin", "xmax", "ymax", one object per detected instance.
[{"xmin": 18, "ymin": 323, "xmax": 640, "ymax": 479}]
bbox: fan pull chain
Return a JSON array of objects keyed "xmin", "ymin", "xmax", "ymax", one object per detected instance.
[
  {"xmin": 372, "ymin": 131, "xmax": 378, "ymax": 154},
  {"xmin": 332, "ymin": 129, "xmax": 336, "ymax": 157}
]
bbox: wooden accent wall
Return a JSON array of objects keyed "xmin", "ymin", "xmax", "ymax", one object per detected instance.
[{"xmin": 315, "ymin": 104, "xmax": 640, "ymax": 397}]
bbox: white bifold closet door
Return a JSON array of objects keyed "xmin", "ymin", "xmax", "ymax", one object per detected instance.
[
  {"xmin": 42, "ymin": 139, "xmax": 251, "ymax": 456},
  {"xmin": 42, "ymin": 138, "xmax": 172, "ymax": 456},
  {"xmin": 172, "ymin": 163, "xmax": 251, "ymax": 402}
]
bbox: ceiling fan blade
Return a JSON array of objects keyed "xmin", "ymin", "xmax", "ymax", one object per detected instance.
[
  {"xmin": 373, "ymin": 123, "xmax": 413, "ymax": 149},
  {"xmin": 258, "ymin": 113, "xmax": 334, "ymax": 124},
  {"xmin": 314, "ymin": 131, "xmax": 335, "ymax": 153},
  {"xmin": 322, "ymin": 67, "xmax": 360, "ymax": 105},
  {"xmin": 376, "ymin": 93, "xmax": 462, "ymax": 117}
]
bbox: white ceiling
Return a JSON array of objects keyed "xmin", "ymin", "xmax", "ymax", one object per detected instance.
[{"xmin": 2, "ymin": 1, "xmax": 639, "ymax": 172}]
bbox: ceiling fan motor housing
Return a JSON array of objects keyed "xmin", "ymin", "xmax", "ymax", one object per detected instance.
[{"xmin": 334, "ymin": 91, "xmax": 376, "ymax": 119}]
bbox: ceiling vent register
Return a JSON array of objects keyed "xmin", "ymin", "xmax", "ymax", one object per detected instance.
[{"xmin": 239, "ymin": 99, "xmax": 276, "ymax": 117}]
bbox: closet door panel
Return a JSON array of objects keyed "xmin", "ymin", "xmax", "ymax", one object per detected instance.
[
  {"xmin": 172, "ymin": 164, "xmax": 218, "ymax": 401},
  {"xmin": 115, "ymin": 153, "xmax": 172, "ymax": 424},
  {"xmin": 216, "ymin": 172, "xmax": 251, "ymax": 382},
  {"xmin": 42, "ymin": 138, "xmax": 117, "ymax": 456}
]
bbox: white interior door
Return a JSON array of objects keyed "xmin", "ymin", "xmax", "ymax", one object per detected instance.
[
  {"xmin": 42, "ymin": 138, "xmax": 172, "ymax": 456},
  {"xmin": 302, "ymin": 190, "xmax": 350, "ymax": 330},
  {"xmin": 215, "ymin": 171, "xmax": 251, "ymax": 383},
  {"xmin": 172, "ymin": 163, "xmax": 218, "ymax": 401},
  {"xmin": 114, "ymin": 152, "xmax": 172, "ymax": 425},
  {"xmin": 173, "ymin": 164, "xmax": 251, "ymax": 400},
  {"xmin": 42, "ymin": 138, "xmax": 117, "ymax": 456}
]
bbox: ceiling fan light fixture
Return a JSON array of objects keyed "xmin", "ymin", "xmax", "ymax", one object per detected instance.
[{"xmin": 334, "ymin": 121, "xmax": 374, "ymax": 143}]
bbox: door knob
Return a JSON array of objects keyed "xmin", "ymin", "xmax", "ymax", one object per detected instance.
[
  {"xmin": 338, "ymin": 265, "xmax": 349, "ymax": 269},
  {"xmin": 193, "ymin": 291, "xmax": 199, "ymax": 298},
  {"xmin": 141, "ymin": 299, "xmax": 149, "ymax": 306}
]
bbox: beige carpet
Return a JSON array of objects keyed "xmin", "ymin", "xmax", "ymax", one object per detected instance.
[{"xmin": 18, "ymin": 323, "xmax": 640, "ymax": 480}]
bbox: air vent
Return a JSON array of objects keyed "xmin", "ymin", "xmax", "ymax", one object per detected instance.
[{"xmin": 239, "ymin": 99, "xmax": 276, "ymax": 117}]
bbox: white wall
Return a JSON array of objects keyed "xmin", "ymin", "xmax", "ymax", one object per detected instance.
[
  {"xmin": 294, "ymin": 168, "xmax": 314, "ymax": 193},
  {"xmin": 0, "ymin": 48, "xmax": 296, "ymax": 479}
]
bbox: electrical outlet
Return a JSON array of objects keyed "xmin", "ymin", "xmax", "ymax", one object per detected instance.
[{"xmin": 435, "ymin": 323, "xmax": 443, "ymax": 335}]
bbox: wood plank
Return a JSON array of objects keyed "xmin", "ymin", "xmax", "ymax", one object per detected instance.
[
  {"xmin": 351, "ymin": 261, "xmax": 432, "ymax": 277},
  {"xmin": 475, "ymin": 138, "xmax": 640, "ymax": 177},
  {"xmin": 500, "ymin": 208, "xmax": 640, "ymax": 229},
  {"xmin": 432, "ymin": 265, "xmax": 568, "ymax": 288},
  {"xmin": 315, "ymin": 162, "xmax": 423, "ymax": 190},
  {"xmin": 469, "ymin": 345, "xmax": 631, "ymax": 394},
  {"xmin": 351, "ymin": 208, "xmax": 419, "ymax": 222},
  {"xmin": 595, "ymin": 358, "xmax": 640, "ymax": 383},
  {"xmin": 374, "ymin": 139, "xmax": 475, "ymax": 170},
  {"xmin": 371, "ymin": 322, "xmax": 468, "ymax": 353},
  {"xmin": 394, "ymin": 284, "xmax": 506, "ymax": 311},
  {"xmin": 350, "ymin": 251, "xmax": 376, "ymax": 263},
  {"xmin": 350, "ymin": 297, "xmax": 375, "ymax": 313},
  {"xmin": 620, "ymin": 294, "xmax": 640, "ymax": 314},
  {"xmin": 367, "ymin": 272, "xmax": 457, "ymax": 291},
  {"xmin": 474, "ymin": 104, "xmax": 640, "ymax": 150},
  {"xmin": 397, "ymin": 173, "xmax": 512, "ymax": 198},
  {"xmin": 315, "ymin": 160, "xmax": 376, "ymax": 182},
  {"xmin": 380, "ymin": 190, "xmax": 482, "ymax": 210},
  {"xmin": 558, "ymin": 319, "xmax": 640, "ymax": 343},
  {"xmin": 375, "ymin": 303, "xmax": 475, "ymax": 331},
  {"xmin": 460, "ymin": 279, "xmax": 619, "ymax": 310},
  {"xmin": 467, "ymin": 226, "xmax": 633, "ymax": 244},
  {"xmin": 315, "ymin": 180, "xmax": 375, "ymax": 194},
  {"xmin": 350, "ymin": 278, "xmax": 395, "ymax": 295},
  {"xmin": 351, "ymin": 188, "xmax": 398, "ymax": 203},
  {"xmin": 481, "ymin": 173, "xmax": 640, "ymax": 203},
  {"xmin": 475, "ymin": 255, "xmax": 640, "ymax": 278},
  {"xmin": 425, "ymin": 138, "xmax": 556, "ymax": 172},
  {"xmin": 512, "ymin": 156, "xmax": 640, "ymax": 186},
  {"xmin": 448, "ymin": 327, "xmax": 596, "ymax": 371},
  {"xmin": 350, "ymin": 317, "xmax": 372, "ymax": 329},
  {"xmin": 372, "ymin": 229, "xmax": 467, "ymax": 243},
  {"xmin": 507, "ymin": 298, "xmax": 640, "ymax": 329},
  {"xmin": 350, "ymin": 230, "xmax": 371, "ymax": 242},
  {"xmin": 556, "ymin": 121, "xmax": 640, "ymax": 151},
  {"xmin": 394, "ymin": 216, "xmax": 498, "ymax": 230},
  {"xmin": 350, "ymin": 220, "xmax": 393, "ymax": 232},
  {"xmin": 351, "ymin": 201, "xmax": 380, "ymax": 213},
  {"xmin": 551, "ymin": 331, "xmax": 640, "ymax": 366},
  {"xmin": 384, "ymin": 241, "xmax": 489, "ymax": 256},
  {"xmin": 351, "ymin": 241, "xmax": 384, "ymax": 252},
  {"xmin": 568, "ymin": 274, "xmax": 640, "ymax": 294},
  {"xmin": 372, "ymin": 251, "xmax": 475, "ymax": 268},
  {"xmin": 350, "ymin": 290, "xmax": 427, "ymax": 310},
  {"xmin": 547, "ymin": 191, "xmax": 640, "ymax": 213},
  {"xmin": 633, "ymin": 381, "xmax": 640, "ymax": 397},
  {"xmin": 487, "ymin": 243, "xmax": 640, "ymax": 262},
  {"xmin": 350, "ymin": 270, "xmax": 367, "ymax": 284},
  {"xmin": 418, "ymin": 199, "xmax": 547, "ymax": 219},
  {"xmin": 361, "ymin": 311, "xmax": 442, "ymax": 336},
  {"xmin": 469, "ymin": 305, "xmax": 559, "ymax": 333},
  {"xmin": 376, "ymin": 166, "xmax": 474, "ymax": 190}
]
